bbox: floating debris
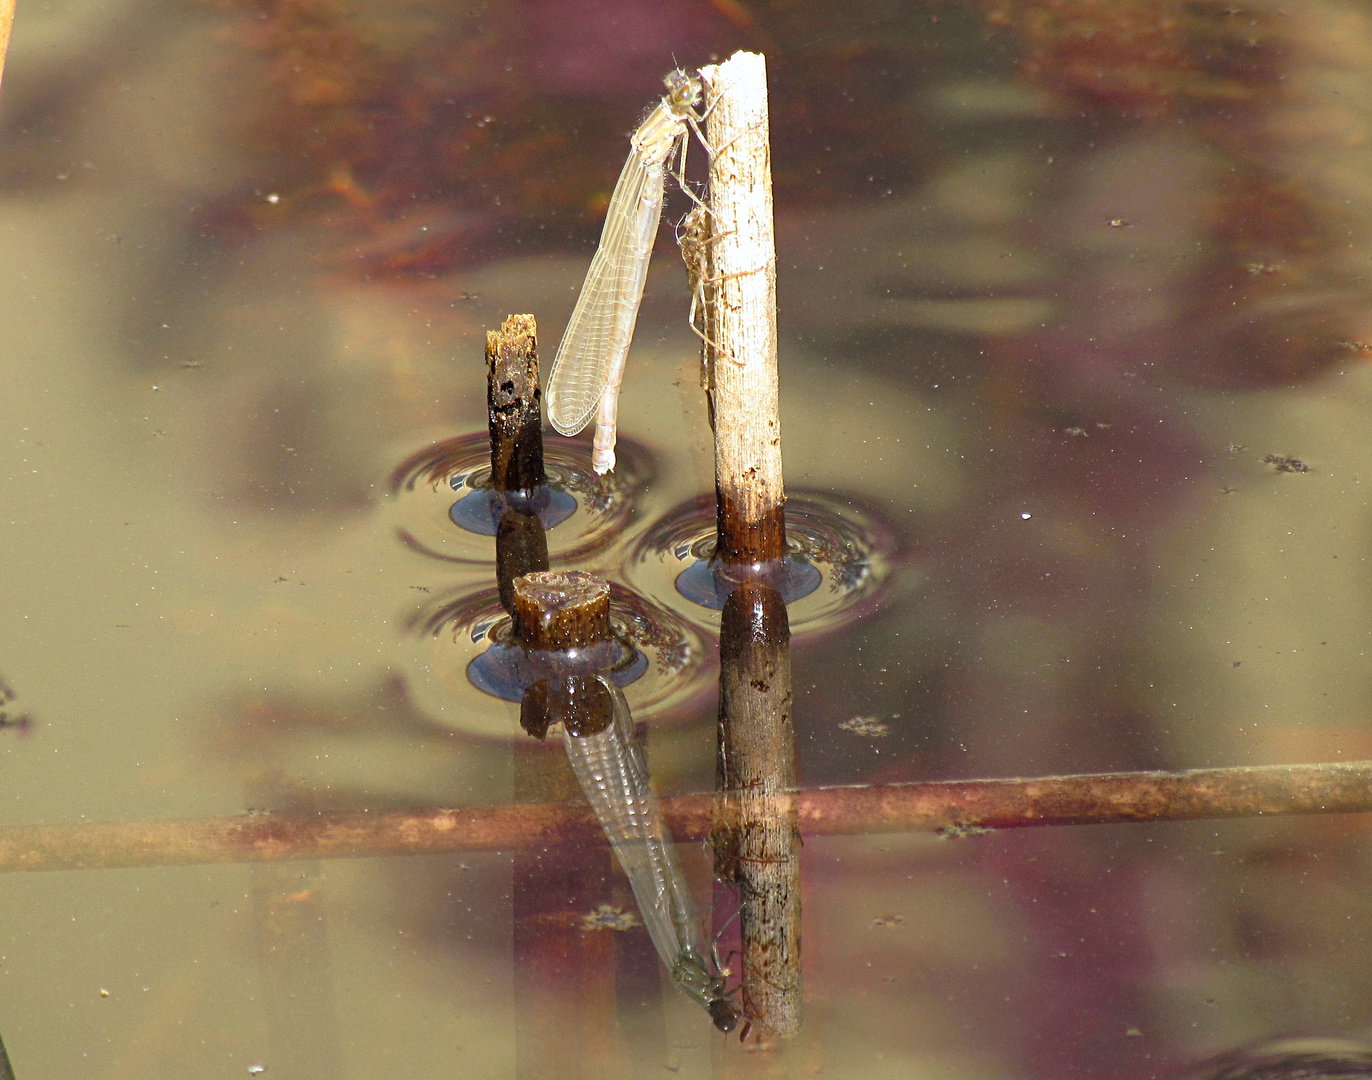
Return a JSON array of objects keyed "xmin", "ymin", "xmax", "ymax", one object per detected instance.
[
  {"xmin": 0, "ymin": 676, "xmax": 31, "ymax": 733},
  {"xmin": 579, "ymin": 904, "xmax": 640, "ymax": 933},
  {"xmin": 1263, "ymin": 454, "xmax": 1311, "ymax": 473},
  {"xmin": 937, "ymin": 822, "xmax": 995, "ymax": 840},
  {"xmin": 838, "ymin": 715, "xmax": 890, "ymax": 737}
]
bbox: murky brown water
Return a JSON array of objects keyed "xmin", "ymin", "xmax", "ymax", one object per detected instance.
[{"xmin": 3, "ymin": 1, "xmax": 1372, "ymax": 1077}]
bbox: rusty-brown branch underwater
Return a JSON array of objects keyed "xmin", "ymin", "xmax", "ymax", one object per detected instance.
[{"xmin": 3, "ymin": 758, "xmax": 1371, "ymax": 874}]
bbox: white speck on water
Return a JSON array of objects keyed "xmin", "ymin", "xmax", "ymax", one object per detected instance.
[{"xmin": 1021, "ymin": 512, "xmax": 1032, "ymax": 520}]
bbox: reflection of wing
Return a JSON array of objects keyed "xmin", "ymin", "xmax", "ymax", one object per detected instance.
[
  {"xmin": 563, "ymin": 680, "xmax": 729, "ymax": 1017},
  {"xmin": 547, "ymin": 147, "xmax": 668, "ymax": 437},
  {"xmin": 563, "ymin": 678, "xmax": 699, "ymax": 968}
]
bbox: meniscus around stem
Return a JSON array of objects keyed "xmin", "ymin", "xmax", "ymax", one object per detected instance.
[{"xmin": 546, "ymin": 68, "xmax": 703, "ymax": 475}]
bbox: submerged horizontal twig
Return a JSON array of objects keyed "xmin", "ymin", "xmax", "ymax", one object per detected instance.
[{"xmin": 2, "ymin": 759, "xmax": 1371, "ymax": 874}]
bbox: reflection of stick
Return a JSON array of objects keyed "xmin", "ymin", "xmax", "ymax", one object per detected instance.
[
  {"xmin": 699, "ymin": 52, "xmax": 785, "ymax": 566},
  {"xmin": 6, "ymin": 760, "xmax": 1372, "ymax": 873},
  {"xmin": 716, "ymin": 582, "xmax": 800, "ymax": 1037},
  {"xmin": 494, "ymin": 505, "xmax": 549, "ymax": 616}
]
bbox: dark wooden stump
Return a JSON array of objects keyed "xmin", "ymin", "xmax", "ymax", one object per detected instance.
[{"xmin": 485, "ymin": 315, "xmax": 551, "ymax": 613}]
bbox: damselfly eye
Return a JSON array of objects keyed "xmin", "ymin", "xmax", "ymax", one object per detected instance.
[{"xmin": 664, "ymin": 69, "xmax": 701, "ymax": 108}]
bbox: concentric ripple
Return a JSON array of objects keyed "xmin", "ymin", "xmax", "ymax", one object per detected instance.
[
  {"xmin": 400, "ymin": 583, "xmax": 716, "ymax": 738},
  {"xmin": 387, "ymin": 433, "xmax": 656, "ymax": 566},
  {"xmin": 623, "ymin": 491, "xmax": 902, "ymax": 637}
]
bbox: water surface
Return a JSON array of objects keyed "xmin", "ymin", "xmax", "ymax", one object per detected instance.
[{"xmin": 2, "ymin": 1, "xmax": 1372, "ymax": 1077}]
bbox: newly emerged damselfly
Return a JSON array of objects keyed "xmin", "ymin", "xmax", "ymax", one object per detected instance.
[{"xmin": 546, "ymin": 69, "xmax": 704, "ymax": 475}]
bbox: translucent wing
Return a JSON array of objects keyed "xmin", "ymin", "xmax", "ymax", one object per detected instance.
[{"xmin": 547, "ymin": 148, "xmax": 669, "ymax": 436}]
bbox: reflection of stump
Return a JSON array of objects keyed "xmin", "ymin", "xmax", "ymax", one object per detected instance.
[
  {"xmin": 716, "ymin": 581, "xmax": 801, "ymax": 1038},
  {"xmin": 495, "ymin": 499, "xmax": 550, "ymax": 617}
]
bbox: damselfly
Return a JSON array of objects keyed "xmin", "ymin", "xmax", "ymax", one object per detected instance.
[
  {"xmin": 562, "ymin": 676, "xmax": 740, "ymax": 1031},
  {"xmin": 546, "ymin": 69, "xmax": 704, "ymax": 475}
]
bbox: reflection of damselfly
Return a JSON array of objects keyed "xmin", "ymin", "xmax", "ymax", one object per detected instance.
[
  {"xmin": 563, "ymin": 676, "xmax": 740, "ymax": 1031},
  {"xmin": 546, "ymin": 69, "xmax": 704, "ymax": 476}
]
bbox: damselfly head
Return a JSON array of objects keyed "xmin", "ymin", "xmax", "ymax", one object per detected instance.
[
  {"xmin": 663, "ymin": 68, "xmax": 702, "ymax": 112},
  {"xmin": 708, "ymin": 995, "xmax": 742, "ymax": 1033}
]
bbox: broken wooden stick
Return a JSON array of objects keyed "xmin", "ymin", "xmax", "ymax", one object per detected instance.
[
  {"xmin": 700, "ymin": 51, "xmax": 785, "ymax": 570},
  {"xmin": 486, "ymin": 315, "xmax": 551, "ymax": 613}
]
